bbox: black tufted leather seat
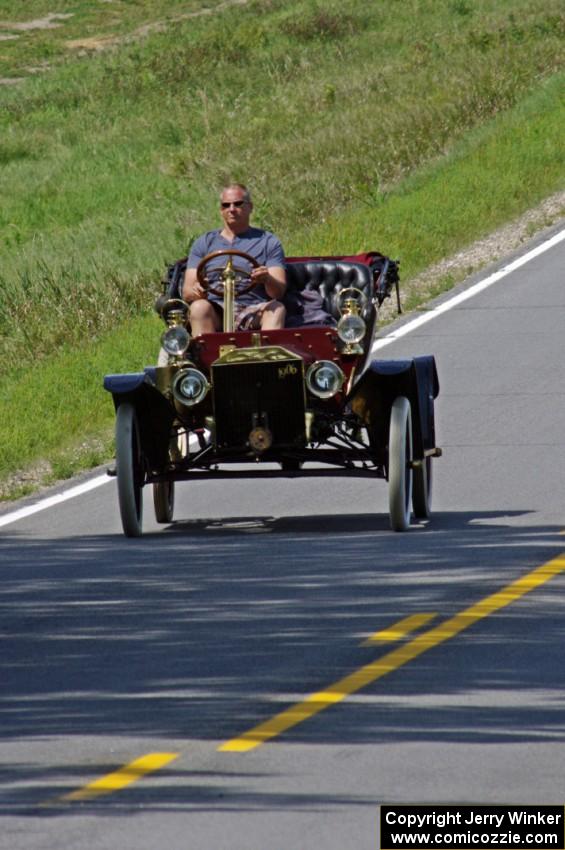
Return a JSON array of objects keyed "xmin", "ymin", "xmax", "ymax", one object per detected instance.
[
  {"xmin": 158, "ymin": 257, "xmax": 376, "ymax": 326},
  {"xmin": 284, "ymin": 260, "xmax": 374, "ymax": 321}
]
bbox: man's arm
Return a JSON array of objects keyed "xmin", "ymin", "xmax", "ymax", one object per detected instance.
[
  {"xmin": 250, "ymin": 265, "xmax": 286, "ymax": 300},
  {"xmin": 251, "ymin": 232, "xmax": 286, "ymax": 299},
  {"xmin": 182, "ymin": 266, "xmax": 205, "ymax": 302},
  {"xmin": 182, "ymin": 233, "xmax": 208, "ymax": 301}
]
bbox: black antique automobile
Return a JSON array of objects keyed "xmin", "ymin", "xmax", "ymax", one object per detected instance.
[{"xmin": 104, "ymin": 249, "xmax": 440, "ymax": 536}]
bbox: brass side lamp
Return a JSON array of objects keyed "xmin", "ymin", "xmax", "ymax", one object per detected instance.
[
  {"xmin": 336, "ymin": 287, "xmax": 368, "ymax": 354},
  {"xmin": 160, "ymin": 298, "xmax": 191, "ymax": 361}
]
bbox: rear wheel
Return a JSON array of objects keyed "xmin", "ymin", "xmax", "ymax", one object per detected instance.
[
  {"xmin": 388, "ymin": 396, "xmax": 413, "ymax": 532},
  {"xmin": 413, "ymin": 455, "xmax": 432, "ymax": 519},
  {"xmin": 153, "ymin": 481, "xmax": 175, "ymax": 523},
  {"xmin": 116, "ymin": 402, "xmax": 144, "ymax": 537}
]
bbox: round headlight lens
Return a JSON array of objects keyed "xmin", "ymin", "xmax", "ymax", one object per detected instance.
[
  {"xmin": 306, "ymin": 360, "xmax": 345, "ymax": 399},
  {"xmin": 173, "ymin": 368, "xmax": 209, "ymax": 406},
  {"xmin": 337, "ymin": 313, "xmax": 366, "ymax": 344},
  {"xmin": 161, "ymin": 325, "xmax": 190, "ymax": 356}
]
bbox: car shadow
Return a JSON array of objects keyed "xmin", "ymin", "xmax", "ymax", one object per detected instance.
[{"xmin": 161, "ymin": 512, "xmax": 396, "ymax": 536}]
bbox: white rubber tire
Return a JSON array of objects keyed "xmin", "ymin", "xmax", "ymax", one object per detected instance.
[
  {"xmin": 116, "ymin": 402, "xmax": 143, "ymax": 537},
  {"xmin": 153, "ymin": 481, "xmax": 175, "ymax": 523},
  {"xmin": 413, "ymin": 456, "xmax": 432, "ymax": 519},
  {"xmin": 388, "ymin": 396, "xmax": 413, "ymax": 532}
]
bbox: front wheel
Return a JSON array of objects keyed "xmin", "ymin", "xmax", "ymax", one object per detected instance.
[
  {"xmin": 115, "ymin": 402, "xmax": 144, "ymax": 537},
  {"xmin": 153, "ymin": 481, "xmax": 175, "ymax": 523},
  {"xmin": 388, "ymin": 396, "xmax": 413, "ymax": 532}
]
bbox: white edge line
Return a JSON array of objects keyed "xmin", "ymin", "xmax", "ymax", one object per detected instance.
[
  {"xmin": 371, "ymin": 226, "xmax": 565, "ymax": 352},
  {"xmin": 0, "ymin": 474, "xmax": 110, "ymax": 529},
  {"xmin": 1, "ymin": 225, "xmax": 564, "ymax": 530}
]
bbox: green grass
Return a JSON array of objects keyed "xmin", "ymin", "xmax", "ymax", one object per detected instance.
[
  {"xmin": 0, "ymin": 313, "xmax": 160, "ymax": 491},
  {"xmin": 0, "ymin": 0, "xmax": 215, "ymax": 77},
  {"xmin": 297, "ymin": 73, "xmax": 565, "ymax": 266},
  {"xmin": 0, "ymin": 0, "xmax": 564, "ymax": 491}
]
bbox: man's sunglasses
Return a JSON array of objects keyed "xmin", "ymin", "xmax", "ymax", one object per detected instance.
[{"xmin": 221, "ymin": 200, "xmax": 247, "ymax": 208}]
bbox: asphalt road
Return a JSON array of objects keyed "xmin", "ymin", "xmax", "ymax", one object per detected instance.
[{"xmin": 1, "ymin": 227, "xmax": 565, "ymax": 850}]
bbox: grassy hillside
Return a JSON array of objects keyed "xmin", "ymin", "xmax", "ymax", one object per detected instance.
[{"xmin": 0, "ymin": 0, "xmax": 564, "ymax": 493}]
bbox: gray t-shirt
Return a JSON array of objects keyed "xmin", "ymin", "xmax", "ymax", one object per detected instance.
[{"xmin": 187, "ymin": 227, "xmax": 285, "ymax": 306}]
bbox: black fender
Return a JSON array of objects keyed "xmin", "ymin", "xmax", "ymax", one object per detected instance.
[
  {"xmin": 349, "ymin": 356, "xmax": 439, "ymax": 463},
  {"xmin": 103, "ymin": 369, "xmax": 175, "ymax": 472},
  {"xmin": 104, "ymin": 371, "xmax": 150, "ymax": 399}
]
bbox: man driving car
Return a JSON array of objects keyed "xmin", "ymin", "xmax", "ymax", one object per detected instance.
[{"xmin": 182, "ymin": 183, "xmax": 286, "ymax": 335}]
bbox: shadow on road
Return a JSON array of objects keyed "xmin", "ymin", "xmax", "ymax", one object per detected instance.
[{"xmin": 1, "ymin": 510, "xmax": 564, "ymax": 813}]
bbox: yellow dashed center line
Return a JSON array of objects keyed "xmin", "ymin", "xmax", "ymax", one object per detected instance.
[
  {"xmin": 51, "ymin": 752, "xmax": 178, "ymax": 804},
  {"xmin": 44, "ymin": 552, "xmax": 565, "ymax": 803},
  {"xmin": 219, "ymin": 553, "xmax": 565, "ymax": 753},
  {"xmin": 361, "ymin": 612, "xmax": 437, "ymax": 645}
]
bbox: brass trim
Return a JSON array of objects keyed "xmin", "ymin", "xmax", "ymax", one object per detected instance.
[
  {"xmin": 345, "ymin": 365, "xmax": 357, "ymax": 395},
  {"xmin": 213, "ymin": 345, "xmax": 302, "ymax": 366},
  {"xmin": 155, "ymin": 363, "xmax": 181, "ymax": 394},
  {"xmin": 336, "ymin": 287, "xmax": 367, "ymax": 314},
  {"xmin": 249, "ymin": 426, "xmax": 273, "ymax": 453},
  {"xmin": 341, "ymin": 341, "xmax": 363, "ymax": 355},
  {"xmin": 222, "ymin": 257, "xmax": 236, "ymax": 333},
  {"xmin": 219, "ymin": 344, "xmax": 237, "ymax": 357},
  {"xmin": 336, "ymin": 289, "xmax": 366, "ymax": 354}
]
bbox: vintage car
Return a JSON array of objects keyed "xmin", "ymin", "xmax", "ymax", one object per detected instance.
[{"xmin": 104, "ymin": 249, "xmax": 440, "ymax": 537}]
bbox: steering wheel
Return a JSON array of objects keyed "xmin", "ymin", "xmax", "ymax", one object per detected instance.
[{"xmin": 196, "ymin": 249, "xmax": 260, "ymax": 298}]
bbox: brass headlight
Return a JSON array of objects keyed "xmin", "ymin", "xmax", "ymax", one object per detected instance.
[
  {"xmin": 172, "ymin": 368, "xmax": 209, "ymax": 406},
  {"xmin": 306, "ymin": 360, "xmax": 345, "ymax": 399}
]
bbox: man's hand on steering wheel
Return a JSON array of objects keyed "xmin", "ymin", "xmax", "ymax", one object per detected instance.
[
  {"xmin": 249, "ymin": 265, "xmax": 272, "ymax": 287},
  {"xmin": 183, "ymin": 274, "xmax": 206, "ymax": 302},
  {"xmin": 195, "ymin": 249, "xmax": 260, "ymax": 299}
]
